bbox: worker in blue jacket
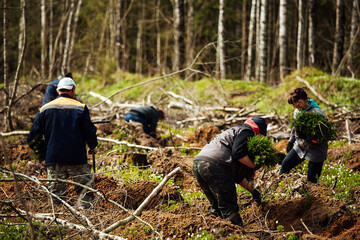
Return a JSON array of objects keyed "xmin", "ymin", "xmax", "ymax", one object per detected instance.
[
  {"xmin": 28, "ymin": 77, "xmax": 98, "ymax": 209},
  {"xmin": 42, "ymin": 72, "xmax": 73, "ymax": 106}
]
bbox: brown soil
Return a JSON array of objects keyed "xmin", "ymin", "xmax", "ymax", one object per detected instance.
[{"xmin": 0, "ymin": 85, "xmax": 359, "ymax": 239}]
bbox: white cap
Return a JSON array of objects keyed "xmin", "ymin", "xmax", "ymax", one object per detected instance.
[{"xmin": 57, "ymin": 77, "xmax": 76, "ymax": 91}]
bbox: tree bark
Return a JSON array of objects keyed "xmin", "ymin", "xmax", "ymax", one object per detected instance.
[
  {"xmin": 332, "ymin": 0, "xmax": 345, "ymax": 75},
  {"xmin": 258, "ymin": 0, "xmax": 268, "ymax": 82},
  {"xmin": 296, "ymin": 0, "xmax": 303, "ymax": 70},
  {"xmin": 186, "ymin": 0, "xmax": 194, "ymax": 73},
  {"xmin": 135, "ymin": 0, "xmax": 144, "ymax": 74},
  {"xmin": 156, "ymin": 0, "xmax": 162, "ymax": 74},
  {"xmin": 115, "ymin": 0, "xmax": 122, "ymax": 71},
  {"xmin": 61, "ymin": 0, "xmax": 75, "ymax": 75},
  {"xmin": 255, "ymin": 0, "xmax": 261, "ymax": 80},
  {"xmin": 41, "ymin": 0, "xmax": 46, "ymax": 79},
  {"xmin": 48, "ymin": 0, "xmax": 54, "ymax": 79},
  {"xmin": 173, "ymin": 0, "xmax": 185, "ymax": 73},
  {"xmin": 217, "ymin": 0, "xmax": 226, "ymax": 80},
  {"xmin": 241, "ymin": 0, "xmax": 247, "ymax": 78},
  {"xmin": 349, "ymin": 0, "xmax": 359, "ymax": 73},
  {"xmin": 279, "ymin": 0, "xmax": 288, "ymax": 81},
  {"xmin": 68, "ymin": 0, "xmax": 82, "ymax": 70},
  {"xmin": 245, "ymin": 0, "xmax": 257, "ymax": 80},
  {"xmin": 308, "ymin": 0, "xmax": 316, "ymax": 66},
  {"xmin": 3, "ymin": 0, "xmax": 9, "ymax": 129}
]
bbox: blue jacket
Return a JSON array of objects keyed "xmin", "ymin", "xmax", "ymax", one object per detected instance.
[
  {"xmin": 42, "ymin": 78, "xmax": 60, "ymax": 106},
  {"xmin": 28, "ymin": 94, "xmax": 98, "ymax": 165}
]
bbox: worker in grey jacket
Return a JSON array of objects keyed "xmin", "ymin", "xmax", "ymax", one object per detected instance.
[
  {"xmin": 193, "ymin": 117, "xmax": 267, "ymax": 228},
  {"xmin": 280, "ymin": 87, "xmax": 328, "ymax": 183}
]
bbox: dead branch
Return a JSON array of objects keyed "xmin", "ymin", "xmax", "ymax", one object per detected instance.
[
  {"xmin": 102, "ymin": 167, "xmax": 181, "ymax": 233},
  {"xmin": 300, "ymin": 218, "xmax": 313, "ymax": 235},
  {"xmin": 296, "ymin": 76, "xmax": 338, "ymax": 108},
  {"xmin": 89, "ymin": 91, "xmax": 113, "ymax": 105},
  {"xmin": 0, "ymin": 130, "xmax": 29, "ymax": 136}
]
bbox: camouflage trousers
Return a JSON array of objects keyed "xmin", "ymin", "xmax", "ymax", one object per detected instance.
[
  {"xmin": 192, "ymin": 160, "xmax": 240, "ymax": 221},
  {"xmin": 46, "ymin": 164, "xmax": 94, "ymax": 206}
]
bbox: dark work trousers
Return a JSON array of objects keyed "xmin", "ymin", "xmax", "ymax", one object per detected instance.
[
  {"xmin": 279, "ymin": 149, "xmax": 324, "ymax": 183},
  {"xmin": 192, "ymin": 160, "xmax": 239, "ymax": 219}
]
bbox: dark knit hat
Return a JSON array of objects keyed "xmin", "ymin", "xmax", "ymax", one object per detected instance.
[{"xmin": 252, "ymin": 117, "xmax": 267, "ymax": 136}]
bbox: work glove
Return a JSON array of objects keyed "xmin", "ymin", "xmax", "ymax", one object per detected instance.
[
  {"xmin": 88, "ymin": 148, "xmax": 98, "ymax": 154},
  {"xmin": 286, "ymin": 141, "xmax": 294, "ymax": 153},
  {"xmin": 252, "ymin": 165, "xmax": 261, "ymax": 171},
  {"xmin": 251, "ymin": 188, "xmax": 261, "ymax": 204}
]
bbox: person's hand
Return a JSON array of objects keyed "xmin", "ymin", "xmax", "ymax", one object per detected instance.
[
  {"xmin": 251, "ymin": 188, "xmax": 261, "ymax": 204},
  {"xmin": 88, "ymin": 148, "xmax": 97, "ymax": 154},
  {"xmin": 286, "ymin": 141, "xmax": 294, "ymax": 153}
]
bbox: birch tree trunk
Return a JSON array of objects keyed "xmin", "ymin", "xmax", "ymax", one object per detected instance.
[
  {"xmin": 217, "ymin": 0, "xmax": 226, "ymax": 80},
  {"xmin": 279, "ymin": 0, "xmax": 288, "ymax": 81},
  {"xmin": 3, "ymin": 0, "xmax": 9, "ymax": 128},
  {"xmin": 48, "ymin": 0, "xmax": 54, "ymax": 79},
  {"xmin": 349, "ymin": 0, "xmax": 359, "ymax": 73},
  {"xmin": 173, "ymin": 0, "xmax": 185, "ymax": 73},
  {"xmin": 135, "ymin": 1, "xmax": 144, "ymax": 74},
  {"xmin": 245, "ymin": 0, "xmax": 257, "ymax": 80},
  {"xmin": 6, "ymin": 0, "xmax": 27, "ymax": 131},
  {"xmin": 258, "ymin": 0, "xmax": 268, "ymax": 82},
  {"xmin": 255, "ymin": 0, "xmax": 261, "ymax": 80},
  {"xmin": 296, "ymin": 0, "xmax": 303, "ymax": 70},
  {"xmin": 68, "ymin": 0, "xmax": 82, "ymax": 70},
  {"xmin": 115, "ymin": 0, "xmax": 122, "ymax": 71},
  {"xmin": 41, "ymin": 0, "xmax": 46, "ymax": 79},
  {"xmin": 186, "ymin": 0, "xmax": 194, "ymax": 71},
  {"xmin": 308, "ymin": 0, "xmax": 316, "ymax": 66},
  {"xmin": 61, "ymin": 0, "xmax": 75, "ymax": 75},
  {"xmin": 241, "ymin": 0, "xmax": 247, "ymax": 78},
  {"xmin": 156, "ymin": 0, "xmax": 161, "ymax": 74},
  {"xmin": 332, "ymin": 0, "xmax": 345, "ymax": 75}
]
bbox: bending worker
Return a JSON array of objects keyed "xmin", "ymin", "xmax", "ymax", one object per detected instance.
[
  {"xmin": 28, "ymin": 77, "xmax": 98, "ymax": 209},
  {"xmin": 192, "ymin": 117, "xmax": 266, "ymax": 227},
  {"xmin": 125, "ymin": 106, "xmax": 165, "ymax": 138}
]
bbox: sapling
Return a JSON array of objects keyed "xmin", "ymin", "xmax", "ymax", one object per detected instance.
[
  {"xmin": 247, "ymin": 135, "xmax": 280, "ymax": 167},
  {"xmin": 289, "ymin": 111, "xmax": 337, "ymax": 143}
]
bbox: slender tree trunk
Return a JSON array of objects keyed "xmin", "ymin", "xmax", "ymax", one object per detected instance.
[
  {"xmin": 41, "ymin": 0, "xmax": 46, "ymax": 79},
  {"xmin": 121, "ymin": 1, "xmax": 129, "ymax": 72},
  {"xmin": 3, "ymin": 0, "xmax": 9, "ymax": 128},
  {"xmin": 217, "ymin": 0, "xmax": 226, "ymax": 80},
  {"xmin": 61, "ymin": 0, "xmax": 75, "ymax": 75},
  {"xmin": 296, "ymin": 0, "xmax": 303, "ymax": 70},
  {"xmin": 7, "ymin": 0, "xmax": 27, "ymax": 131},
  {"xmin": 241, "ymin": 0, "xmax": 247, "ymax": 78},
  {"xmin": 156, "ymin": 0, "xmax": 161, "ymax": 74},
  {"xmin": 258, "ymin": 0, "xmax": 268, "ymax": 82},
  {"xmin": 332, "ymin": 0, "xmax": 345, "ymax": 75},
  {"xmin": 349, "ymin": 0, "xmax": 359, "ymax": 73},
  {"xmin": 245, "ymin": 0, "xmax": 257, "ymax": 80},
  {"xmin": 173, "ymin": 0, "xmax": 185, "ymax": 73},
  {"xmin": 135, "ymin": 0, "xmax": 144, "ymax": 74},
  {"xmin": 279, "ymin": 0, "xmax": 288, "ymax": 80},
  {"xmin": 186, "ymin": 0, "xmax": 194, "ymax": 70},
  {"xmin": 115, "ymin": 0, "xmax": 122, "ymax": 71},
  {"xmin": 48, "ymin": 0, "xmax": 54, "ymax": 79},
  {"xmin": 68, "ymin": 0, "xmax": 82, "ymax": 70},
  {"xmin": 308, "ymin": 0, "xmax": 316, "ymax": 66},
  {"xmin": 255, "ymin": 0, "xmax": 261, "ymax": 80}
]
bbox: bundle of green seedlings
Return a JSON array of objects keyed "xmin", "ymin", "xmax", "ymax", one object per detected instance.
[
  {"xmin": 247, "ymin": 135, "xmax": 280, "ymax": 167},
  {"xmin": 289, "ymin": 111, "xmax": 337, "ymax": 143}
]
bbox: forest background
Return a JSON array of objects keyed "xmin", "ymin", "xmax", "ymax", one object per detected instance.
[{"xmin": 1, "ymin": 0, "xmax": 359, "ymax": 130}]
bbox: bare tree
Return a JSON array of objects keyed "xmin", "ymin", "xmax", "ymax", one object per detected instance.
[
  {"xmin": 156, "ymin": 0, "xmax": 162, "ymax": 74},
  {"xmin": 48, "ymin": 0, "xmax": 54, "ymax": 79},
  {"xmin": 245, "ymin": 0, "xmax": 257, "ymax": 80},
  {"xmin": 258, "ymin": 0, "xmax": 268, "ymax": 82},
  {"xmin": 279, "ymin": 0, "xmax": 288, "ymax": 81},
  {"xmin": 5, "ymin": 0, "xmax": 27, "ymax": 131},
  {"xmin": 41, "ymin": 0, "xmax": 46, "ymax": 79},
  {"xmin": 332, "ymin": 0, "xmax": 345, "ymax": 75},
  {"xmin": 217, "ymin": 0, "xmax": 226, "ymax": 80},
  {"xmin": 186, "ymin": 0, "xmax": 195, "ymax": 72},
  {"xmin": 349, "ymin": 0, "xmax": 359, "ymax": 73},
  {"xmin": 115, "ymin": 0, "xmax": 122, "ymax": 71},
  {"xmin": 173, "ymin": 0, "xmax": 185, "ymax": 73},
  {"xmin": 61, "ymin": 0, "xmax": 75, "ymax": 75},
  {"xmin": 241, "ymin": 1, "xmax": 247, "ymax": 78},
  {"xmin": 296, "ymin": 0, "xmax": 303, "ymax": 70},
  {"xmin": 135, "ymin": 0, "xmax": 144, "ymax": 75},
  {"xmin": 68, "ymin": 0, "xmax": 83, "ymax": 69},
  {"xmin": 308, "ymin": 0, "xmax": 316, "ymax": 66},
  {"xmin": 3, "ymin": 0, "xmax": 9, "ymax": 128}
]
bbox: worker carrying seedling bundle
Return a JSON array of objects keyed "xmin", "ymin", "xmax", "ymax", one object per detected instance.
[
  {"xmin": 125, "ymin": 106, "xmax": 165, "ymax": 138},
  {"xmin": 279, "ymin": 87, "xmax": 336, "ymax": 183},
  {"xmin": 192, "ymin": 117, "xmax": 269, "ymax": 228},
  {"xmin": 28, "ymin": 77, "xmax": 98, "ymax": 209}
]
